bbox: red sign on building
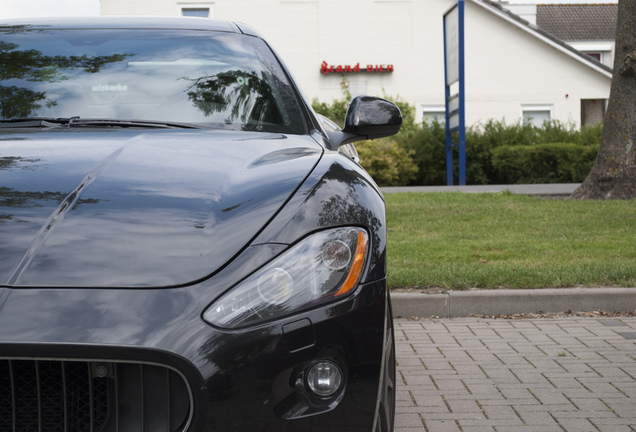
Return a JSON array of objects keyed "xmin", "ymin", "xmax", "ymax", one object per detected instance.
[{"xmin": 320, "ymin": 61, "xmax": 394, "ymax": 74}]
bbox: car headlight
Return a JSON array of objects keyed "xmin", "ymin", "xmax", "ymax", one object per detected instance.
[{"xmin": 203, "ymin": 227, "xmax": 369, "ymax": 329}]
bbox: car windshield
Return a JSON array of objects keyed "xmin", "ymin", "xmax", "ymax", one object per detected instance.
[{"xmin": 0, "ymin": 28, "xmax": 307, "ymax": 134}]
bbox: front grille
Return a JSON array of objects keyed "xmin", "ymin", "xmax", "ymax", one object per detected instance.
[{"xmin": 0, "ymin": 359, "xmax": 191, "ymax": 432}]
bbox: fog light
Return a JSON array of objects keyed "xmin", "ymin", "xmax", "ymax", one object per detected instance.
[{"xmin": 306, "ymin": 361, "xmax": 343, "ymax": 397}]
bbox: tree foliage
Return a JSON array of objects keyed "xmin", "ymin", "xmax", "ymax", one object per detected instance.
[{"xmin": 355, "ymin": 139, "xmax": 418, "ymax": 186}]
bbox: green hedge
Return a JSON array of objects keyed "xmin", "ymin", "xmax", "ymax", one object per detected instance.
[
  {"xmin": 355, "ymin": 139, "xmax": 418, "ymax": 186},
  {"xmin": 491, "ymin": 143, "xmax": 599, "ymax": 184},
  {"xmin": 400, "ymin": 120, "xmax": 447, "ymax": 185},
  {"xmin": 396, "ymin": 120, "xmax": 602, "ymax": 186},
  {"xmin": 312, "ymin": 89, "xmax": 603, "ymax": 186}
]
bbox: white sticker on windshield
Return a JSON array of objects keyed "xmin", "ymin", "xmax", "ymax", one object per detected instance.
[{"xmin": 92, "ymin": 84, "xmax": 129, "ymax": 92}]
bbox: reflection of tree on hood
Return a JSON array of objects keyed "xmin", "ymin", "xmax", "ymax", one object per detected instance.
[
  {"xmin": 309, "ymin": 163, "xmax": 382, "ymax": 261},
  {"xmin": 186, "ymin": 70, "xmax": 281, "ymax": 128},
  {"xmin": 0, "ymin": 41, "xmax": 131, "ymax": 118},
  {"xmin": 0, "ymin": 157, "xmax": 101, "ymax": 224}
]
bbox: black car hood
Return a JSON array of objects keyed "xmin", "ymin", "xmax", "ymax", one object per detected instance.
[{"xmin": 0, "ymin": 129, "xmax": 322, "ymax": 287}]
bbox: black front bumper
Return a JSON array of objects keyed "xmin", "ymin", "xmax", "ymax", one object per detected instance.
[{"xmin": 0, "ymin": 279, "xmax": 390, "ymax": 432}]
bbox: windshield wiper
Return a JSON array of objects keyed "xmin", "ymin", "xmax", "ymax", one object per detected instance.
[
  {"xmin": 68, "ymin": 118, "xmax": 203, "ymax": 129},
  {"xmin": 0, "ymin": 117, "xmax": 203, "ymax": 129},
  {"xmin": 0, "ymin": 118, "xmax": 70, "ymax": 128}
]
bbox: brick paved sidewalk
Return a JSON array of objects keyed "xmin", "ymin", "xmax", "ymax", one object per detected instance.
[{"xmin": 395, "ymin": 317, "xmax": 636, "ymax": 432}]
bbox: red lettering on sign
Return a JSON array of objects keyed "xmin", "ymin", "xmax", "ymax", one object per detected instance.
[{"xmin": 320, "ymin": 61, "xmax": 392, "ymax": 73}]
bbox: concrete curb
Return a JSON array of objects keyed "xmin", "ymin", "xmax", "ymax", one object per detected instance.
[
  {"xmin": 382, "ymin": 183, "xmax": 580, "ymax": 195},
  {"xmin": 390, "ymin": 288, "xmax": 636, "ymax": 318}
]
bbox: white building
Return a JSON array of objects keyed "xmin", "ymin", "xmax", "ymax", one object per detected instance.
[
  {"xmin": 534, "ymin": 3, "xmax": 617, "ymax": 125},
  {"xmin": 100, "ymin": 0, "xmax": 615, "ymax": 128}
]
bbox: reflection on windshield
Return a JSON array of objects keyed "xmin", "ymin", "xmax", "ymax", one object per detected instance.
[
  {"xmin": 187, "ymin": 70, "xmax": 281, "ymax": 130},
  {"xmin": 0, "ymin": 29, "xmax": 306, "ymax": 134},
  {"xmin": 0, "ymin": 40, "xmax": 130, "ymax": 118}
]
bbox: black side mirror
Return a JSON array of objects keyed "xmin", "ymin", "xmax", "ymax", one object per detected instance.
[
  {"xmin": 323, "ymin": 96, "xmax": 402, "ymax": 150},
  {"xmin": 343, "ymin": 96, "xmax": 402, "ymax": 139}
]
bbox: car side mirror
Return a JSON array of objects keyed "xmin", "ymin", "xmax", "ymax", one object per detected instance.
[{"xmin": 324, "ymin": 96, "xmax": 403, "ymax": 150}]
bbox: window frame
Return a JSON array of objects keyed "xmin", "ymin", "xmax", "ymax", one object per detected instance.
[
  {"xmin": 177, "ymin": 3, "xmax": 214, "ymax": 18},
  {"xmin": 521, "ymin": 104, "xmax": 553, "ymax": 127},
  {"xmin": 583, "ymin": 52, "xmax": 602, "ymax": 63},
  {"xmin": 418, "ymin": 105, "xmax": 446, "ymax": 125}
]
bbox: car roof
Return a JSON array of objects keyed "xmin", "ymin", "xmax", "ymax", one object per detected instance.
[{"xmin": 0, "ymin": 16, "xmax": 261, "ymax": 37}]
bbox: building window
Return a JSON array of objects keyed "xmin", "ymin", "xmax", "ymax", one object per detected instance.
[
  {"xmin": 419, "ymin": 105, "xmax": 445, "ymax": 125},
  {"xmin": 583, "ymin": 52, "xmax": 602, "ymax": 62},
  {"xmin": 581, "ymin": 99, "xmax": 606, "ymax": 126},
  {"xmin": 569, "ymin": 42, "xmax": 612, "ymax": 67},
  {"xmin": 182, "ymin": 8, "xmax": 209, "ymax": 17},
  {"xmin": 179, "ymin": 4, "xmax": 213, "ymax": 18},
  {"xmin": 522, "ymin": 105, "xmax": 552, "ymax": 127}
]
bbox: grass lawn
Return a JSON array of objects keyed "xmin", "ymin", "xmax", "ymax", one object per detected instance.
[{"xmin": 386, "ymin": 192, "xmax": 636, "ymax": 289}]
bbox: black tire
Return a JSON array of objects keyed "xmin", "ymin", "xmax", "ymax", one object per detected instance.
[{"xmin": 378, "ymin": 298, "xmax": 396, "ymax": 432}]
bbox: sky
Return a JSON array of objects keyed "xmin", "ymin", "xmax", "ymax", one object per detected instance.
[{"xmin": 0, "ymin": 0, "xmax": 619, "ymax": 19}]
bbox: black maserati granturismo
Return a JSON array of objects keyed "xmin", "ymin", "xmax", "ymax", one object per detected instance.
[{"xmin": 0, "ymin": 17, "xmax": 401, "ymax": 432}]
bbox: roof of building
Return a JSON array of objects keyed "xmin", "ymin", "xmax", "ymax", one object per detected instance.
[
  {"xmin": 536, "ymin": 4, "xmax": 618, "ymax": 42},
  {"xmin": 475, "ymin": 0, "xmax": 613, "ymax": 76}
]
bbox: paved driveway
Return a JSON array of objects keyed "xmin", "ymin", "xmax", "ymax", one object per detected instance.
[{"xmin": 394, "ymin": 317, "xmax": 636, "ymax": 432}]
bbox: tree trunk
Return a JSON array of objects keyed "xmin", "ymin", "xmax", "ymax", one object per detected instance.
[{"xmin": 572, "ymin": 0, "xmax": 636, "ymax": 200}]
